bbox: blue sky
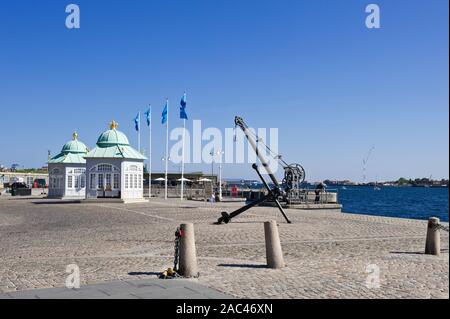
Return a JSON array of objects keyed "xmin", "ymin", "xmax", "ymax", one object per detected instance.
[{"xmin": 0, "ymin": 0, "xmax": 448, "ymax": 181}]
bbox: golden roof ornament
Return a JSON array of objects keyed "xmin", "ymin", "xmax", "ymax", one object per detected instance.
[
  {"xmin": 110, "ymin": 120, "xmax": 118, "ymax": 130},
  {"xmin": 73, "ymin": 132, "xmax": 78, "ymax": 140}
]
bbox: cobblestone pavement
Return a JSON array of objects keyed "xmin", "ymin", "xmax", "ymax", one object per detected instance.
[{"xmin": 0, "ymin": 197, "xmax": 448, "ymax": 299}]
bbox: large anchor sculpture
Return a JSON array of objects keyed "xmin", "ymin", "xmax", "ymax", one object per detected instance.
[{"xmin": 215, "ymin": 116, "xmax": 296, "ymax": 225}]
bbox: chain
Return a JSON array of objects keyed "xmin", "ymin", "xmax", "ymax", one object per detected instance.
[
  {"xmin": 173, "ymin": 226, "xmax": 184, "ymax": 271},
  {"xmin": 433, "ymin": 223, "xmax": 449, "ymax": 232}
]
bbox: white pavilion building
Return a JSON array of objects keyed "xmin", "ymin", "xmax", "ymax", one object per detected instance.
[
  {"xmin": 84, "ymin": 121, "xmax": 146, "ymax": 203},
  {"xmin": 47, "ymin": 132, "xmax": 88, "ymax": 199}
]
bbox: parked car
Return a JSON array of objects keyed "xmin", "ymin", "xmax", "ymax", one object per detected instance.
[
  {"xmin": 10, "ymin": 182, "xmax": 28, "ymax": 189},
  {"xmin": 10, "ymin": 182, "xmax": 31, "ymax": 196},
  {"xmin": 33, "ymin": 179, "xmax": 47, "ymax": 188}
]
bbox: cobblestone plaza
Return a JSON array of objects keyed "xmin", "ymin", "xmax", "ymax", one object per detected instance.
[{"xmin": 0, "ymin": 197, "xmax": 448, "ymax": 299}]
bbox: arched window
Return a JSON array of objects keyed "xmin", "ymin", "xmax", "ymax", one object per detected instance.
[
  {"xmin": 67, "ymin": 168, "xmax": 86, "ymax": 190},
  {"xmin": 89, "ymin": 164, "xmax": 120, "ymax": 190},
  {"xmin": 98, "ymin": 164, "xmax": 112, "ymax": 172},
  {"xmin": 128, "ymin": 165, "xmax": 139, "ymax": 172}
]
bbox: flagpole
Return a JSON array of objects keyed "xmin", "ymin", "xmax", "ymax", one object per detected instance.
[
  {"xmin": 164, "ymin": 99, "xmax": 169, "ymax": 200},
  {"xmin": 137, "ymin": 111, "xmax": 141, "ymax": 152},
  {"xmin": 148, "ymin": 107, "xmax": 152, "ymax": 200},
  {"xmin": 181, "ymin": 118, "xmax": 186, "ymax": 200}
]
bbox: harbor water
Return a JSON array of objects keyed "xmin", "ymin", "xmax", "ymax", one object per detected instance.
[{"xmin": 337, "ymin": 186, "xmax": 449, "ymax": 222}]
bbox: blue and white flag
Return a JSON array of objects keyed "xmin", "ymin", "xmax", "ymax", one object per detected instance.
[
  {"xmin": 180, "ymin": 92, "xmax": 188, "ymax": 120},
  {"xmin": 134, "ymin": 112, "xmax": 140, "ymax": 131},
  {"xmin": 144, "ymin": 107, "xmax": 151, "ymax": 127},
  {"xmin": 161, "ymin": 101, "xmax": 168, "ymax": 124}
]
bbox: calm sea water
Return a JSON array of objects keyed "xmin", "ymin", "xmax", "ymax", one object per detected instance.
[{"xmin": 337, "ymin": 186, "xmax": 449, "ymax": 222}]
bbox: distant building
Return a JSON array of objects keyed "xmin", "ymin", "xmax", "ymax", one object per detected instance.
[
  {"xmin": 47, "ymin": 132, "xmax": 88, "ymax": 199},
  {"xmin": 84, "ymin": 121, "xmax": 146, "ymax": 203},
  {"xmin": 0, "ymin": 172, "xmax": 48, "ymax": 189}
]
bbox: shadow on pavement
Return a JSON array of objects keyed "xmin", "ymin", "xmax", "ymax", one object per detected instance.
[
  {"xmin": 217, "ymin": 263, "xmax": 267, "ymax": 269},
  {"xmin": 128, "ymin": 272, "xmax": 161, "ymax": 276},
  {"xmin": 32, "ymin": 200, "xmax": 81, "ymax": 205}
]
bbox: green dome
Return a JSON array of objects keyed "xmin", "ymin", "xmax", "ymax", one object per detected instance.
[
  {"xmin": 84, "ymin": 121, "xmax": 146, "ymax": 160},
  {"xmin": 96, "ymin": 121, "xmax": 130, "ymax": 146},
  {"xmin": 61, "ymin": 132, "xmax": 88, "ymax": 154}
]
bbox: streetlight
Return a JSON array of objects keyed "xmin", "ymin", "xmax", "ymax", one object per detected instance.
[
  {"xmin": 210, "ymin": 149, "xmax": 224, "ymax": 200},
  {"xmin": 162, "ymin": 156, "xmax": 171, "ymax": 200}
]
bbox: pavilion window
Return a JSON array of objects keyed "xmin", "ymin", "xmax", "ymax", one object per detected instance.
[
  {"xmin": 90, "ymin": 174, "xmax": 96, "ymax": 189},
  {"xmin": 74, "ymin": 175, "xmax": 80, "ymax": 188},
  {"xmin": 80, "ymin": 175, "xmax": 85, "ymax": 188},
  {"xmin": 125, "ymin": 174, "xmax": 129, "ymax": 189},
  {"xmin": 98, "ymin": 174, "xmax": 104, "ymax": 189},
  {"xmin": 98, "ymin": 164, "xmax": 112, "ymax": 172},
  {"xmin": 113, "ymin": 174, "xmax": 119, "ymax": 189},
  {"xmin": 105, "ymin": 174, "xmax": 111, "ymax": 188},
  {"xmin": 68, "ymin": 176, "xmax": 73, "ymax": 189}
]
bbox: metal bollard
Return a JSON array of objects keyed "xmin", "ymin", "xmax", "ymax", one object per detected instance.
[
  {"xmin": 178, "ymin": 223, "xmax": 199, "ymax": 277},
  {"xmin": 425, "ymin": 217, "xmax": 441, "ymax": 256},
  {"xmin": 264, "ymin": 220, "xmax": 285, "ymax": 269}
]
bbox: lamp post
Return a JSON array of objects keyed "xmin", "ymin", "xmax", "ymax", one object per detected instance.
[
  {"xmin": 162, "ymin": 156, "xmax": 171, "ymax": 199},
  {"xmin": 210, "ymin": 149, "xmax": 224, "ymax": 200}
]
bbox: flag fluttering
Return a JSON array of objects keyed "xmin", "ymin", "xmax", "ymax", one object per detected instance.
[
  {"xmin": 180, "ymin": 92, "xmax": 188, "ymax": 120},
  {"xmin": 161, "ymin": 101, "xmax": 168, "ymax": 124},
  {"xmin": 134, "ymin": 112, "xmax": 140, "ymax": 131},
  {"xmin": 144, "ymin": 107, "xmax": 151, "ymax": 127}
]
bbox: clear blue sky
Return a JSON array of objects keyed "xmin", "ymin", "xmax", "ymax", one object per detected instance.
[{"xmin": 0, "ymin": 0, "xmax": 448, "ymax": 181}]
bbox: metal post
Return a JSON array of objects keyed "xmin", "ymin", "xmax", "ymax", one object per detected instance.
[
  {"xmin": 219, "ymin": 163, "xmax": 222, "ymax": 201},
  {"xmin": 181, "ymin": 118, "xmax": 186, "ymax": 200},
  {"xmin": 148, "ymin": 106, "xmax": 152, "ymax": 199},
  {"xmin": 164, "ymin": 99, "xmax": 169, "ymax": 200}
]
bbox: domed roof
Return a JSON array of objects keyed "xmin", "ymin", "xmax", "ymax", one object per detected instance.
[
  {"xmin": 96, "ymin": 120, "xmax": 130, "ymax": 146},
  {"xmin": 48, "ymin": 132, "xmax": 88, "ymax": 164},
  {"xmin": 61, "ymin": 132, "xmax": 88, "ymax": 154},
  {"xmin": 84, "ymin": 121, "xmax": 146, "ymax": 160}
]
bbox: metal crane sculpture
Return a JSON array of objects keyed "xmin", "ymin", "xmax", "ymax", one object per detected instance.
[{"xmin": 215, "ymin": 116, "xmax": 306, "ymax": 225}]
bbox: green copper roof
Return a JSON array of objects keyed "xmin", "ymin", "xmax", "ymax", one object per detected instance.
[
  {"xmin": 61, "ymin": 140, "xmax": 88, "ymax": 154},
  {"xmin": 48, "ymin": 132, "xmax": 88, "ymax": 164},
  {"xmin": 96, "ymin": 129, "xmax": 130, "ymax": 146},
  {"xmin": 84, "ymin": 121, "xmax": 146, "ymax": 160}
]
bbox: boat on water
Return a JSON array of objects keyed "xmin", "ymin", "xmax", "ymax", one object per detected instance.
[{"xmin": 374, "ymin": 175, "xmax": 381, "ymax": 190}]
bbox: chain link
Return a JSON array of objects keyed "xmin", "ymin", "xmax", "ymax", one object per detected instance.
[{"xmin": 433, "ymin": 223, "xmax": 449, "ymax": 232}]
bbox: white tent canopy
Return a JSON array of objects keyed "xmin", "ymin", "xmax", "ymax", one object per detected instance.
[
  {"xmin": 177, "ymin": 177, "xmax": 192, "ymax": 182},
  {"xmin": 154, "ymin": 177, "xmax": 166, "ymax": 181},
  {"xmin": 198, "ymin": 178, "xmax": 212, "ymax": 182}
]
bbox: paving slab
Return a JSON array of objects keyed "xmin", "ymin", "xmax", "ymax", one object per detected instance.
[{"xmin": 0, "ymin": 279, "xmax": 232, "ymax": 299}]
